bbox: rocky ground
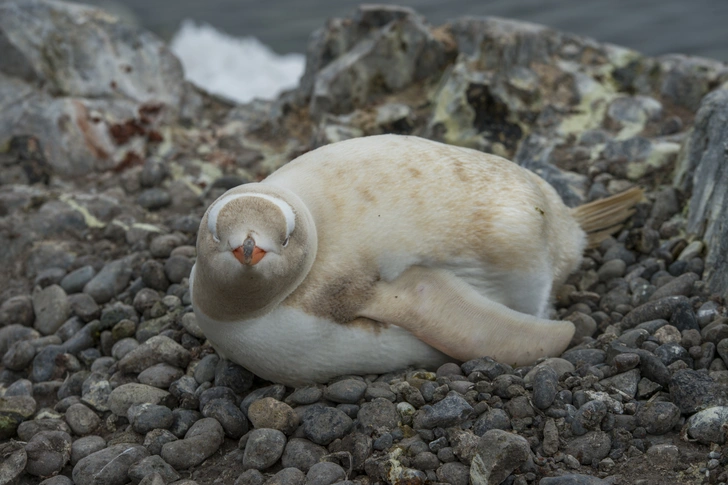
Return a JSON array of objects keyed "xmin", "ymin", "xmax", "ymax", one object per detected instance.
[{"xmin": 2, "ymin": 1, "xmax": 728, "ymax": 485}]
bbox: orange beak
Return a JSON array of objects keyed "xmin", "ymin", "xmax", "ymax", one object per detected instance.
[{"xmin": 233, "ymin": 237, "xmax": 266, "ymax": 265}]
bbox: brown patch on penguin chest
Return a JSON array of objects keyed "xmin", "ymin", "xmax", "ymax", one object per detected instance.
[{"xmin": 286, "ymin": 267, "xmax": 384, "ymax": 326}]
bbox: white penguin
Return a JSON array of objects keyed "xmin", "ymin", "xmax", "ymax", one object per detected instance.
[{"xmin": 190, "ymin": 135, "xmax": 641, "ymax": 386}]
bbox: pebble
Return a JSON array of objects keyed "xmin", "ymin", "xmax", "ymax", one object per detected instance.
[
  {"xmin": 247, "ymin": 397, "xmax": 298, "ymax": 435},
  {"xmin": 72, "ymin": 443, "xmax": 149, "ymax": 485},
  {"xmin": 654, "ymin": 342, "xmax": 692, "ymax": 366},
  {"xmin": 302, "ymin": 406, "xmax": 354, "ymax": 445},
  {"xmin": 3, "ymin": 340, "xmax": 36, "ymax": 371},
  {"xmin": 306, "ymin": 462, "xmax": 347, "ymax": 485},
  {"xmin": 117, "ymin": 335, "xmax": 191, "ymax": 373},
  {"xmin": 0, "ymin": 295, "xmax": 35, "ymax": 327},
  {"xmin": 39, "ymin": 475, "xmax": 74, "ymax": 485},
  {"xmin": 571, "ymin": 400, "xmax": 608, "ymax": 435},
  {"xmin": 143, "ymin": 428, "xmax": 178, "ymax": 455},
  {"xmin": 24, "ymin": 430, "xmax": 72, "ymax": 477},
  {"xmin": 111, "ymin": 337, "xmax": 139, "ymax": 360},
  {"xmin": 323, "ymin": 378, "xmax": 368, "ymax": 404},
  {"xmin": 473, "ymin": 408, "xmax": 512, "ymax": 436},
  {"xmin": 669, "ymin": 369, "xmax": 725, "ymax": 414},
  {"xmin": 281, "ymin": 438, "xmax": 328, "ymax": 472},
  {"xmin": 243, "ymin": 428, "xmax": 287, "ymax": 471},
  {"xmin": 107, "ymin": 383, "xmax": 171, "ymax": 417},
  {"xmin": 561, "ymin": 349, "xmax": 606, "ymax": 367},
  {"xmin": 65, "ymin": 403, "xmax": 101, "ymax": 435},
  {"xmin": 599, "ymin": 369, "xmax": 640, "ymax": 398},
  {"xmin": 539, "ymin": 475, "xmax": 610, "ymax": 484},
  {"xmin": 470, "ymin": 429, "xmax": 531, "ymax": 485},
  {"xmin": 70, "ymin": 436, "xmax": 106, "ymax": 465},
  {"xmin": 193, "ymin": 354, "xmax": 220, "ymax": 384},
  {"xmin": 138, "ymin": 363, "xmax": 184, "ymax": 389},
  {"xmin": 598, "ymin": 259, "xmax": 626, "ymax": 281},
  {"xmin": 161, "ymin": 418, "xmax": 225, "ymax": 469},
  {"xmin": 636, "ymin": 401, "xmax": 680, "ymax": 434},
  {"xmin": 128, "ymin": 403, "xmax": 174, "ymax": 434},
  {"xmin": 83, "ymin": 259, "xmax": 132, "ymax": 304},
  {"xmin": 0, "ymin": 325, "xmax": 40, "ymax": 356},
  {"xmin": 286, "ymin": 386, "xmax": 324, "ymax": 406},
  {"xmin": 621, "ymin": 296, "xmax": 689, "ymax": 328},
  {"xmin": 648, "ymin": 272, "xmax": 699, "ymax": 301},
  {"xmin": 358, "ymin": 397, "xmax": 399, "ymax": 431},
  {"xmin": 32, "ymin": 285, "xmax": 70, "ymax": 335},
  {"xmin": 61, "ymin": 266, "xmax": 96, "ymax": 294},
  {"xmin": 127, "ymin": 455, "xmax": 180, "ymax": 484},
  {"xmin": 437, "ymin": 461, "xmax": 470, "ymax": 485},
  {"xmin": 216, "ymin": 359, "xmax": 256, "ymax": 396},
  {"xmin": 137, "ymin": 188, "xmax": 171, "ymax": 210},
  {"xmin": 34, "ymin": 267, "xmax": 67, "ymax": 288},
  {"xmin": 164, "ymin": 256, "xmax": 193, "ymax": 284},
  {"xmin": 686, "ymin": 406, "xmax": 728, "ymax": 444},
  {"xmin": 412, "ymin": 392, "xmax": 473, "ymax": 429},
  {"xmin": 202, "ymin": 398, "xmax": 248, "ymax": 439},
  {"xmin": 564, "ymin": 431, "xmax": 612, "ymax": 465},
  {"xmin": 81, "ymin": 373, "xmax": 112, "ymax": 412},
  {"xmin": 67, "ymin": 294, "xmax": 101, "ymax": 322},
  {"xmin": 0, "ymin": 441, "xmax": 27, "ymax": 484},
  {"xmin": 141, "ymin": 260, "xmax": 170, "ymax": 291},
  {"xmin": 266, "ymin": 467, "xmax": 305, "ymax": 485},
  {"xmin": 670, "ymin": 301, "xmax": 700, "ymax": 332},
  {"xmin": 532, "ymin": 366, "xmax": 559, "ymax": 410}
]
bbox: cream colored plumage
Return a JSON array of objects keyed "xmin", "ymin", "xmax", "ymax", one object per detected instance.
[{"xmin": 190, "ymin": 134, "xmax": 641, "ymax": 386}]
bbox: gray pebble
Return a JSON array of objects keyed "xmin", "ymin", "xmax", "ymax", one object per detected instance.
[
  {"xmin": 413, "ymin": 392, "xmax": 473, "ymax": 429},
  {"xmin": 31, "ymin": 344, "xmax": 64, "ymax": 382},
  {"xmin": 150, "ymin": 235, "xmax": 182, "ymax": 258},
  {"xmin": 138, "ymin": 188, "xmax": 171, "ymax": 210},
  {"xmin": 287, "ymin": 386, "xmax": 324, "ymax": 406},
  {"xmin": 0, "ymin": 324, "xmax": 39, "ymax": 356},
  {"xmin": 17, "ymin": 419, "xmax": 71, "ymax": 441},
  {"xmin": 194, "ymin": 354, "xmax": 220, "ymax": 384},
  {"xmin": 81, "ymin": 372, "xmax": 112, "ymax": 412},
  {"xmin": 128, "ymin": 455, "xmax": 180, "ymax": 484},
  {"xmin": 235, "ymin": 469, "xmax": 265, "ymax": 485},
  {"xmin": 143, "ymin": 428, "xmax": 178, "ymax": 455},
  {"xmin": 83, "ymin": 259, "xmax": 133, "ymax": 304},
  {"xmin": 473, "ymin": 408, "xmax": 512, "ymax": 436},
  {"xmin": 165, "ymin": 256, "xmax": 193, "ymax": 284},
  {"xmin": 65, "ymin": 403, "xmax": 101, "ymax": 435},
  {"xmin": 358, "ymin": 397, "xmax": 398, "ymax": 431},
  {"xmin": 56, "ymin": 316, "xmax": 85, "ymax": 342},
  {"xmin": 436, "ymin": 461, "xmax": 469, "ymax": 485},
  {"xmin": 561, "ymin": 349, "xmax": 606, "ymax": 367},
  {"xmin": 686, "ymin": 406, "xmax": 728, "ymax": 444},
  {"xmin": 3, "ymin": 340, "xmax": 36, "ymax": 371},
  {"xmin": 621, "ymin": 296, "xmax": 689, "ymax": 329},
  {"xmin": 281, "ymin": 438, "xmax": 327, "ymax": 472},
  {"xmin": 670, "ymin": 301, "xmax": 699, "ymax": 332},
  {"xmin": 24, "ymin": 430, "xmax": 72, "ymax": 477},
  {"xmin": 598, "ymin": 259, "xmax": 626, "ymax": 281},
  {"xmin": 61, "ymin": 266, "xmax": 96, "ymax": 294},
  {"xmin": 169, "ymin": 376, "xmax": 199, "ymax": 410},
  {"xmin": 5, "ymin": 378, "xmax": 33, "ymax": 396},
  {"xmin": 107, "ymin": 383, "xmax": 171, "ymax": 417},
  {"xmin": 211, "ymin": 360, "xmax": 252, "ymax": 396},
  {"xmin": 411, "ymin": 451, "xmax": 440, "ymax": 471},
  {"xmin": 39, "ymin": 475, "xmax": 74, "ymax": 485},
  {"xmin": 35, "ymin": 267, "xmax": 67, "ymax": 287},
  {"xmin": 470, "ymin": 429, "xmax": 531, "ymax": 484},
  {"xmin": 702, "ymin": 320, "xmax": 728, "ymax": 343},
  {"xmin": 141, "ymin": 260, "xmax": 170, "ymax": 291},
  {"xmin": 161, "ymin": 418, "xmax": 224, "ymax": 469},
  {"xmin": 669, "ymin": 369, "xmax": 726, "ymax": 414},
  {"xmin": 118, "ymin": 335, "xmax": 191, "ymax": 374},
  {"xmin": 654, "ymin": 342, "xmax": 692, "ymax": 366},
  {"xmin": 138, "ymin": 363, "xmax": 184, "ymax": 389},
  {"xmin": 72, "ymin": 443, "xmax": 149, "ymax": 485},
  {"xmin": 180, "ymin": 312, "xmax": 205, "ymax": 339},
  {"xmin": 243, "ymin": 428, "xmax": 287, "ymax": 471},
  {"xmin": 364, "ymin": 382, "xmax": 397, "ymax": 402},
  {"xmin": 133, "ymin": 288, "xmax": 162, "ymax": 316},
  {"xmin": 266, "ymin": 468, "xmax": 305, "ymax": 485},
  {"xmin": 0, "ymin": 441, "xmax": 27, "ymax": 484},
  {"xmin": 0, "ymin": 295, "xmax": 35, "ymax": 327},
  {"xmin": 323, "ymin": 378, "xmax": 367, "ymax": 404},
  {"xmin": 138, "ymin": 472, "xmax": 165, "ymax": 485},
  {"xmin": 302, "ymin": 406, "xmax": 353, "ymax": 445},
  {"xmin": 648, "ymin": 272, "xmax": 699, "ymax": 301},
  {"xmin": 241, "ymin": 385, "xmax": 287, "ymax": 416},
  {"xmin": 68, "ymin": 293, "xmax": 101, "ymax": 322},
  {"xmin": 203, "ymin": 398, "xmax": 248, "ymax": 439},
  {"xmin": 636, "ymin": 401, "xmax": 681, "ymax": 434},
  {"xmin": 306, "ymin": 462, "xmax": 346, "ymax": 485},
  {"xmin": 111, "ymin": 337, "xmax": 139, "ymax": 361},
  {"xmin": 532, "ymin": 366, "xmax": 559, "ymax": 410},
  {"xmin": 32, "ymin": 285, "xmax": 70, "ymax": 335},
  {"xmin": 248, "ymin": 397, "xmax": 299, "ymax": 435},
  {"xmin": 128, "ymin": 403, "xmax": 174, "ymax": 434},
  {"xmin": 71, "ymin": 436, "xmax": 106, "ymax": 465},
  {"xmin": 564, "ymin": 431, "xmax": 612, "ymax": 465},
  {"xmin": 646, "ymin": 443, "xmax": 679, "ymax": 469},
  {"xmin": 599, "ymin": 368, "xmax": 640, "ymax": 398}
]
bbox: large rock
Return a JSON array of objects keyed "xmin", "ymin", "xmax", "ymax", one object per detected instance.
[
  {"xmin": 0, "ymin": 0, "xmax": 199, "ymax": 177},
  {"xmin": 675, "ymin": 89, "xmax": 728, "ymax": 300}
]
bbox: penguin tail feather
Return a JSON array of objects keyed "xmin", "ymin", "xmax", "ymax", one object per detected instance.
[{"xmin": 571, "ymin": 187, "xmax": 644, "ymax": 249}]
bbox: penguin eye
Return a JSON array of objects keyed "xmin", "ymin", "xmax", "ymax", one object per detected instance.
[{"xmin": 282, "ymin": 236, "xmax": 290, "ymax": 248}]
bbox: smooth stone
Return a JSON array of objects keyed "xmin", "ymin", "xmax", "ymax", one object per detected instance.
[
  {"xmin": 24, "ymin": 430, "xmax": 72, "ymax": 477},
  {"xmin": 281, "ymin": 438, "xmax": 327, "ymax": 473},
  {"xmin": 323, "ymin": 378, "xmax": 368, "ymax": 404},
  {"xmin": 32, "ymin": 285, "xmax": 70, "ymax": 335},
  {"xmin": 128, "ymin": 403, "xmax": 174, "ymax": 434},
  {"xmin": 532, "ymin": 366, "xmax": 559, "ymax": 410},
  {"xmin": 621, "ymin": 296, "xmax": 689, "ymax": 329},
  {"xmin": 539, "ymin": 475, "xmax": 610, "ymax": 485},
  {"xmin": 286, "ymin": 386, "xmax": 324, "ymax": 406},
  {"xmin": 83, "ymin": 259, "xmax": 133, "ymax": 304},
  {"xmin": 65, "ymin": 403, "xmax": 101, "ymax": 436},
  {"xmin": 61, "ymin": 266, "xmax": 96, "ymax": 294},
  {"xmin": 242, "ymin": 428, "xmax": 287, "ymax": 471},
  {"xmin": 561, "ymin": 349, "xmax": 606, "ymax": 367},
  {"xmin": 117, "ymin": 335, "xmax": 191, "ymax": 373},
  {"xmin": 170, "ymin": 409, "xmax": 202, "ymax": 438},
  {"xmin": 357, "ymin": 397, "xmax": 399, "ymax": 431},
  {"xmin": 686, "ymin": 406, "xmax": 728, "ymax": 444},
  {"xmin": 73, "ymin": 444, "xmax": 148, "ymax": 485},
  {"xmin": 564, "ymin": 431, "xmax": 612, "ymax": 465},
  {"xmin": 0, "ymin": 295, "xmax": 35, "ymax": 327},
  {"xmin": 143, "ymin": 428, "xmax": 178, "ymax": 455},
  {"xmin": 241, "ymin": 385, "xmax": 287, "ymax": 416},
  {"xmin": 164, "ymin": 256, "xmax": 193, "ymax": 284},
  {"xmin": 138, "ymin": 363, "xmax": 184, "ymax": 389},
  {"xmin": 107, "ymin": 383, "xmax": 171, "ymax": 417},
  {"xmin": 306, "ymin": 462, "xmax": 346, "ymax": 485},
  {"xmin": 127, "ymin": 455, "xmax": 180, "ymax": 484},
  {"xmin": 161, "ymin": 418, "xmax": 224, "ymax": 469},
  {"xmin": 473, "ymin": 409, "xmax": 512, "ymax": 437},
  {"xmin": 141, "ymin": 260, "xmax": 170, "ymax": 292},
  {"xmin": 71, "ymin": 435, "xmax": 106, "ymax": 466},
  {"xmin": 3, "ymin": 340, "xmax": 36, "ymax": 371},
  {"xmin": 138, "ymin": 188, "xmax": 171, "ymax": 210},
  {"xmin": 302, "ymin": 406, "xmax": 353, "ymax": 446},
  {"xmin": 266, "ymin": 468, "xmax": 305, "ymax": 485},
  {"xmin": 437, "ymin": 461, "xmax": 470, "ymax": 485},
  {"xmin": 0, "ymin": 395, "xmax": 37, "ymax": 439},
  {"xmin": 17, "ymin": 419, "xmax": 71, "ymax": 441},
  {"xmin": 648, "ymin": 272, "xmax": 699, "ymax": 301},
  {"xmin": 202, "ymin": 398, "xmax": 248, "ymax": 439},
  {"xmin": 67, "ymin": 294, "xmax": 101, "ymax": 323}
]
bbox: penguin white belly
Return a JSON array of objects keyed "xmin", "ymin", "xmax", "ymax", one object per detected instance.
[{"xmin": 193, "ymin": 305, "xmax": 452, "ymax": 386}]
